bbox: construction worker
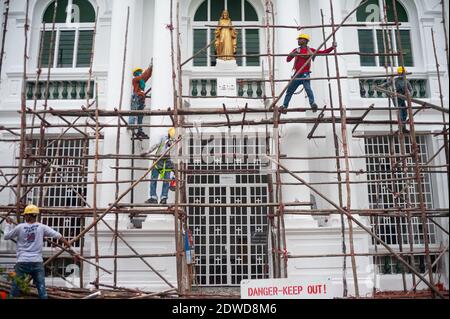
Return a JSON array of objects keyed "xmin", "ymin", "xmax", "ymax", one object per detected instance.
[
  {"xmin": 392, "ymin": 66, "xmax": 412, "ymax": 133},
  {"xmin": 280, "ymin": 34, "xmax": 336, "ymax": 114},
  {"xmin": 129, "ymin": 61, "xmax": 153, "ymax": 139},
  {"xmin": 142, "ymin": 128, "xmax": 176, "ymax": 205},
  {"xmin": 3, "ymin": 205, "xmax": 77, "ymax": 299}
]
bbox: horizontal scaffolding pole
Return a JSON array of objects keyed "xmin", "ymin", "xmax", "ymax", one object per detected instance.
[
  {"xmin": 202, "ymin": 22, "xmax": 401, "ymax": 29},
  {"xmin": 17, "ymin": 104, "xmax": 440, "ymax": 118},
  {"xmin": 288, "ymin": 249, "xmax": 448, "ymax": 259}
]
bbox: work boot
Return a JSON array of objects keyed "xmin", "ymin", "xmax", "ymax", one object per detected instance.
[
  {"xmin": 160, "ymin": 198, "xmax": 167, "ymax": 205},
  {"xmin": 279, "ymin": 106, "xmax": 288, "ymax": 114},
  {"xmin": 402, "ymin": 125, "xmax": 409, "ymax": 134},
  {"xmin": 310, "ymin": 103, "xmax": 318, "ymax": 113},
  {"xmin": 139, "ymin": 131, "xmax": 149, "ymax": 139},
  {"xmin": 133, "ymin": 131, "xmax": 142, "ymax": 140},
  {"xmin": 145, "ymin": 198, "xmax": 158, "ymax": 204}
]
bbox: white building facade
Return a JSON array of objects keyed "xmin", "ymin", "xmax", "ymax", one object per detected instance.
[{"xmin": 0, "ymin": 0, "xmax": 448, "ymax": 297}]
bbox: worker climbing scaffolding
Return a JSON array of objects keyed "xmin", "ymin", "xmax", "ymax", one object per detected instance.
[
  {"xmin": 128, "ymin": 60, "xmax": 153, "ymax": 140},
  {"xmin": 141, "ymin": 128, "xmax": 176, "ymax": 205},
  {"xmin": 280, "ymin": 33, "xmax": 337, "ymax": 114},
  {"xmin": 393, "ymin": 66, "xmax": 413, "ymax": 133}
]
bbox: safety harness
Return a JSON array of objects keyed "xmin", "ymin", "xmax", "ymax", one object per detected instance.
[{"xmin": 156, "ymin": 139, "xmax": 174, "ymax": 179}]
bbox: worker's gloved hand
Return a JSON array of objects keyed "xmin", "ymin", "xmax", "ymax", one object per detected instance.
[
  {"xmin": 5, "ymin": 217, "xmax": 12, "ymax": 224},
  {"xmin": 332, "ymin": 42, "xmax": 338, "ymax": 48},
  {"xmin": 140, "ymin": 152, "xmax": 148, "ymax": 157}
]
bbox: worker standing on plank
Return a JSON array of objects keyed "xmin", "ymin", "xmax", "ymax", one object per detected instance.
[
  {"xmin": 3, "ymin": 204, "xmax": 77, "ymax": 299},
  {"xmin": 129, "ymin": 61, "xmax": 153, "ymax": 140},
  {"xmin": 141, "ymin": 128, "xmax": 176, "ymax": 205},
  {"xmin": 392, "ymin": 66, "xmax": 412, "ymax": 133},
  {"xmin": 280, "ymin": 34, "xmax": 336, "ymax": 114}
]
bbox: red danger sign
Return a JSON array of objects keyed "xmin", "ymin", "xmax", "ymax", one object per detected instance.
[{"xmin": 241, "ymin": 277, "xmax": 335, "ymax": 299}]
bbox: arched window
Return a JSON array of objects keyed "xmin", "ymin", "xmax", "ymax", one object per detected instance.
[
  {"xmin": 356, "ymin": 0, "xmax": 413, "ymax": 67},
  {"xmin": 40, "ymin": 0, "xmax": 95, "ymax": 68},
  {"xmin": 192, "ymin": 0, "xmax": 260, "ymax": 67}
]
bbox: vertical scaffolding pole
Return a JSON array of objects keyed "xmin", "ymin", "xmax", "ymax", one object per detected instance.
[
  {"xmin": 329, "ymin": 0, "xmax": 359, "ymax": 297},
  {"xmin": 37, "ymin": 0, "xmax": 58, "ymax": 215},
  {"xmin": 265, "ymin": 0, "xmax": 280, "ymax": 278},
  {"xmin": 320, "ymin": 9, "xmax": 348, "ymax": 297},
  {"xmin": 92, "ymin": 83, "xmax": 100, "ymax": 289},
  {"xmin": 80, "ymin": 5, "xmax": 99, "ymax": 289},
  {"xmin": 0, "ymin": 0, "xmax": 9, "ymax": 81},
  {"xmin": 170, "ymin": 0, "xmax": 183, "ymax": 293},
  {"xmin": 175, "ymin": 0, "xmax": 189, "ymax": 290},
  {"xmin": 441, "ymin": 0, "xmax": 449, "ymax": 75},
  {"xmin": 383, "ymin": 0, "xmax": 418, "ymax": 288},
  {"xmin": 15, "ymin": 0, "xmax": 30, "ymax": 220},
  {"xmin": 114, "ymin": 6, "xmax": 130, "ymax": 287},
  {"xmin": 431, "ymin": 28, "xmax": 449, "ymax": 190},
  {"xmin": 380, "ymin": 0, "xmax": 408, "ymax": 291},
  {"xmin": 391, "ymin": 0, "xmax": 435, "ymax": 297}
]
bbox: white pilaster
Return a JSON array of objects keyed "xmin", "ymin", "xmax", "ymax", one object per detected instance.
[
  {"xmin": 142, "ymin": 0, "xmax": 176, "ymax": 228},
  {"xmin": 275, "ymin": 0, "xmax": 316, "ymax": 228},
  {"xmin": 98, "ymin": 0, "xmax": 142, "ymax": 226}
]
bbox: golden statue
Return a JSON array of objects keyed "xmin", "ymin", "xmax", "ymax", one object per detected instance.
[{"xmin": 215, "ymin": 10, "xmax": 237, "ymax": 61}]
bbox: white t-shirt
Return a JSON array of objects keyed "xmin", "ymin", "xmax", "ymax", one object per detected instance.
[{"xmin": 4, "ymin": 222, "xmax": 62, "ymax": 263}]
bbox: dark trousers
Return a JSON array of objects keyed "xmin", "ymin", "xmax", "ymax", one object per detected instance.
[
  {"xmin": 129, "ymin": 94, "xmax": 145, "ymax": 132},
  {"xmin": 283, "ymin": 72, "xmax": 315, "ymax": 107},
  {"xmin": 10, "ymin": 262, "xmax": 47, "ymax": 299},
  {"xmin": 396, "ymin": 98, "xmax": 408, "ymax": 123}
]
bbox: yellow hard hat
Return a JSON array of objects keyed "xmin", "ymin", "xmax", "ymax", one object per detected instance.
[
  {"xmin": 397, "ymin": 66, "xmax": 406, "ymax": 74},
  {"xmin": 168, "ymin": 127, "xmax": 176, "ymax": 139},
  {"xmin": 297, "ymin": 33, "xmax": 310, "ymax": 41},
  {"xmin": 133, "ymin": 68, "xmax": 143, "ymax": 75},
  {"xmin": 23, "ymin": 204, "xmax": 40, "ymax": 215}
]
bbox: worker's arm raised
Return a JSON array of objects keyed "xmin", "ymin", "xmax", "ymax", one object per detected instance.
[
  {"xmin": 142, "ymin": 65, "xmax": 153, "ymax": 82},
  {"xmin": 315, "ymin": 45, "xmax": 336, "ymax": 55}
]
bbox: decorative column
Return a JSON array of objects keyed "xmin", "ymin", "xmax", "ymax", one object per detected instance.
[
  {"xmin": 275, "ymin": 0, "xmax": 317, "ymax": 228},
  {"xmin": 141, "ymin": 0, "xmax": 175, "ymax": 228},
  {"xmin": 316, "ymin": 0, "xmax": 359, "ymax": 227},
  {"xmin": 98, "ymin": 0, "xmax": 142, "ymax": 225}
]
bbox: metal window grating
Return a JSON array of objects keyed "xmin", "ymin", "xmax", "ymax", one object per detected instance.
[
  {"xmin": 186, "ymin": 134, "xmax": 269, "ymax": 286},
  {"xmin": 365, "ymin": 135, "xmax": 436, "ymax": 246},
  {"xmin": 26, "ymin": 138, "xmax": 88, "ymax": 248}
]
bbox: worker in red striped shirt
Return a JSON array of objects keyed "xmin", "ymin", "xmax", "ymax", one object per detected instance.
[{"xmin": 280, "ymin": 34, "xmax": 336, "ymax": 114}]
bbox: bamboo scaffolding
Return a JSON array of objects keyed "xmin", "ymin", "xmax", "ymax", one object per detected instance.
[
  {"xmin": 393, "ymin": 0, "xmax": 436, "ymax": 297},
  {"xmin": 19, "ymin": 103, "xmax": 441, "ymax": 117},
  {"xmin": 0, "ymin": 0, "xmax": 9, "ymax": 81},
  {"xmin": 0, "ymin": 0, "xmax": 448, "ymax": 299},
  {"xmin": 263, "ymin": 154, "xmax": 445, "ymax": 299},
  {"xmin": 431, "ymin": 28, "xmax": 450, "ymax": 191},
  {"xmin": 320, "ymin": 8, "xmax": 348, "ymax": 296},
  {"xmin": 113, "ymin": 5, "xmax": 129, "ymax": 288}
]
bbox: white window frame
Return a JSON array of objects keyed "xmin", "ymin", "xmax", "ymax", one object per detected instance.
[
  {"xmin": 357, "ymin": 0, "xmax": 414, "ymax": 68},
  {"xmin": 41, "ymin": 0, "xmax": 95, "ymax": 70}
]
